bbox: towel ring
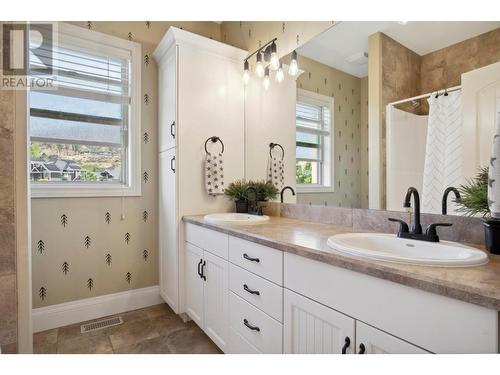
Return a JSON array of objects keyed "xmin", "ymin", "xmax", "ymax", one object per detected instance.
[
  {"xmin": 204, "ymin": 136, "xmax": 224, "ymax": 155},
  {"xmin": 269, "ymin": 142, "xmax": 284, "ymax": 160}
]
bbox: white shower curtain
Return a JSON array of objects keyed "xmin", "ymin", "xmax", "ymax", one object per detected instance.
[{"xmin": 422, "ymin": 91, "xmax": 463, "ymax": 214}]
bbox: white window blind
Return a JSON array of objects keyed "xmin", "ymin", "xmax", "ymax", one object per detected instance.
[
  {"xmin": 296, "ymin": 95, "xmax": 332, "ymax": 188},
  {"xmin": 29, "ymin": 23, "xmax": 141, "ymax": 198}
]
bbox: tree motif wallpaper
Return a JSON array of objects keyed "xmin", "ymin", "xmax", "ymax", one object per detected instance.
[
  {"xmin": 290, "ymin": 54, "xmax": 369, "ymax": 208},
  {"xmin": 31, "ymin": 21, "xmax": 221, "ymax": 308}
]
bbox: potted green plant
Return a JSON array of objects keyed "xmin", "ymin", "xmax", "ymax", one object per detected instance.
[
  {"xmin": 456, "ymin": 166, "xmax": 500, "ymax": 254},
  {"xmin": 249, "ymin": 180, "xmax": 280, "ymax": 202},
  {"xmin": 225, "ymin": 179, "xmax": 250, "ymax": 213}
]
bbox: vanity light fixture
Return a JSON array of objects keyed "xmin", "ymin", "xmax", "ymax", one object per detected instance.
[
  {"xmin": 275, "ymin": 61, "xmax": 284, "ymax": 83},
  {"xmin": 243, "ymin": 38, "xmax": 298, "ymax": 89},
  {"xmin": 263, "ymin": 67, "xmax": 270, "ymax": 90},
  {"xmin": 269, "ymin": 41, "xmax": 279, "ymax": 70},
  {"xmin": 288, "ymin": 49, "xmax": 299, "ymax": 77},
  {"xmin": 255, "ymin": 50, "xmax": 265, "ymax": 77},
  {"xmin": 243, "ymin": 59, "xmax": 250, "ymax": 85}
]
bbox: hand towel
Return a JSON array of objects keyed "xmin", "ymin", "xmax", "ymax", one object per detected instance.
[
  {"xmin": 205, "ymin": 152, "xmax": 225, "ymax": 196},
  {"xmin": 268, "ymin": 156, "xmax": 285, "ymax": 190}
]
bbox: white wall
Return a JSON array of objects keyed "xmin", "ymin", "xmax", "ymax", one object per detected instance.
[{"xmin": 386, "ymin": 107, "xmax": 428, "ymax": 212}]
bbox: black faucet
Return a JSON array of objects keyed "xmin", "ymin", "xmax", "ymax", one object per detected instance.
[
  {"xmin": 389, "ymin": 186, "xmax": 452, "ymax": 242},
  {"xmin": 280, "ymin": 186, "xmax": 296, "ymax": 203},
  {"xmin": 442, "ymin": 187, "xmax": 461, "ymax": 215},
  {"xmin": 245, "ymin": 186, "xmax": 263, "ymax": 216},
  {"xmin": 403, "ymin": 187, "xmax": 422, "ymax": 234}
]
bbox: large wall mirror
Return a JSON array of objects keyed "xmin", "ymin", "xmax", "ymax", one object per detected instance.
[{"xmin": 249, "ymin": 21, "xmax": 500, "ymax": 215}]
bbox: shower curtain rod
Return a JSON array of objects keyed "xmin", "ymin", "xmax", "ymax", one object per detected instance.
[{"xmin": 387, "ymin": 85, "xmax": 462, "ymax": 107}]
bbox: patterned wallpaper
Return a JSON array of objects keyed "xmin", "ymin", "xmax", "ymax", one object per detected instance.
[
  {"xmin": 31, "ymin": 21, "xmax": 222, "ymax": 308},
  {"xmin": 287, "ymin": 54, "xmax": 368, "ymax": 208}
]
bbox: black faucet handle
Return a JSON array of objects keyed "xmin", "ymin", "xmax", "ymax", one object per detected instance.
[
  {"xmin": 388, "ymin": 218, "xmax": 409, "ymax": 233},
  {"xmin": 426, "ymin": 223, "xmax": 452, "ymax": 237}
]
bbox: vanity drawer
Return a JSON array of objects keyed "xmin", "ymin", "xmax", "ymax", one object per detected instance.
[
  {"xmin": 185, "ymin": 223, "xmax": 228, "ymax": 259},
  {"xmin": 228, "ymin": 328, "xmax": 260, "ymax": 354},
  {"xmin": 229, "ymin": 263, "xmax": 283, "ymax": 322},
  {"xmin": 229, "ymin": 292, "xmax": 283, "ymax": 354},
  {"xmin": 228, "ymin": 236, "xmax": 283, "ymax": 285}
]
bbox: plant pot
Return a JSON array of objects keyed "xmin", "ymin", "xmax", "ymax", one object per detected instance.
[
  {"xmin": 235, "ymin": 200, "xmax": 248, "ymax": 214},
  {"xmin": 483, "ymin": 219, "xmax": 500, "ymax": 255}
]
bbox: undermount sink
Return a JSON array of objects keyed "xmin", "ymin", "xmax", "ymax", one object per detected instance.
[
  {"xmin": 204, "ymin": 213, "xmax": 270, "ymax": 225},
  {"xmin": 327, "ymin": 233, "xmax": 488, "ymax": 267}
]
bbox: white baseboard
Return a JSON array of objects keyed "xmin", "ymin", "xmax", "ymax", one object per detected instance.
[{"xmin": 32, "ymin": 285, "xmax": 163, "ymax": 333}]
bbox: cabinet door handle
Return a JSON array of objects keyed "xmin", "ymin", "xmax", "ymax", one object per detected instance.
[
  {"xmin": 341, "ymin": 336, "xmax": 351, "ymax": 354},
  {"xmin": 358, "ymin": 343, "xmax": 366, "ymax": 354},
  {"xmin": 243, "ymin": 284, "xmax": 260, "ymax": 296},
  {"xmin": 243, "ymin": 253, "xmax": 260, "ymax": 263},
  {"xmin": 170, "ymin": 156, "xmax": 176, "ymax": 173},
  {"xmin": 243, "ymin": 318, "xmax": 260, "ymax": 332},
  {"xmin": 201, "ymin": 260, "xmax": 206, "ymax": 281},
  {"xmin": 197, "ymin": 259, "xmax": 203, "ymax": 278},
  {"xmin": 170, "ymin": 121, "xmax": 176, "ymax": 138}
]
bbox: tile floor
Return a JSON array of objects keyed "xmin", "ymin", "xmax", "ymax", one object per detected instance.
[{"xmin": 33, "ymin": 304, "xmax": 222, "ymax": 354}]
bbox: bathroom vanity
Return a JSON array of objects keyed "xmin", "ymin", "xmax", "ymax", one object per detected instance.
[{"xmin": 182, "ymin": 216, "xmax": 500, "ymax": 354}]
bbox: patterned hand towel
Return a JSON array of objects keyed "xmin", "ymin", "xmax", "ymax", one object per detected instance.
[
  {"xmin": 268, "ymin": 156, "xmax": 285, "ymax": 190},
  {"xmin": 205, "ymin": 153, "xmax": 225, "ymax": 196}
]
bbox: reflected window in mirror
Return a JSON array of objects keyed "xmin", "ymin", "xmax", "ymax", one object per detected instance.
[{"xmin": 296, "ymin": 89, "xmax": 334, "ymax": 193}]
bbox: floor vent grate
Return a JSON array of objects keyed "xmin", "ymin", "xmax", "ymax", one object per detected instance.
[{"xmin": 80, "ymin": 316, "xmax": 123, "ymax": 333}]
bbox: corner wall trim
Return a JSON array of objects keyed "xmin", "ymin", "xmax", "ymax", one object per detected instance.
[{"xmin": 32, "ymin": 285, "xmax": 162, "ymax": 333}]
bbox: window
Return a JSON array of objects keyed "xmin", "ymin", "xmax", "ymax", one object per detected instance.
[
  {"xmin": 296, "ymin": 89, "xmax": 333, "ymax": 193},
  {"xmin": 29, "ymin": 23, "xmax": 141, "ymax": 197}
]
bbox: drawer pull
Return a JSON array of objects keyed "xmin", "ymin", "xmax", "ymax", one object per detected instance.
[
  {"xmin": 243, "ymin": 253, "xmax": 260, "ymax": 263},
  {"xmin": 341, "ymin": 336, "xmax": 351, "ymax": 354},
  {"xmin": 358, "ymin": 343, "xmax": 366, "ymax": 354},
  {"xmin": 201, "ymin": 260, "xmax": 206, "ymax": 281},
  {"xmin": 243, "ymin": 284, "xmax": 260, "ymax": 296},
  {"xmin": 170, "ymin": 121, "xmax": 176, "ymax": 138},
  {"xmin": 197, "ymin": 259, "xmax": 203, "ymax": 278},
  {"xmin": 243, "ymin": 318, "xmax": 260, "ymax": 332}
]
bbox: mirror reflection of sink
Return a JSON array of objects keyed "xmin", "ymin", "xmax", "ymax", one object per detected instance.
[
  {"xmin": 327, "ymin": 233, "xmax": 488, "ymax": 267},
  {"xmin": 204, "ymin": 213, "xmax": 270, "ymax": 225}
]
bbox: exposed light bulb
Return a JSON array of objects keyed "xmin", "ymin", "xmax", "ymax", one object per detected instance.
[
  {"xmin": 269, "ymin": 41, "xmax": 279, "ymax": 70},
  {"xmin": 275, "ymin": 62, "xmax": 284, "ymax": 83},
  {"xmin": 288, "ymin": 50, "xmax": 299, "ymax": 76},
  {"xmin": 263, "ymin": 67, "xmax": 270, "ymax": 90},
  {"xmin": 243, "ymin": 60, "xmax": 250, "ymax": 85},
  {"xmin": 255, "ymin": 51, "xmax": 264, "ymax": 77}
]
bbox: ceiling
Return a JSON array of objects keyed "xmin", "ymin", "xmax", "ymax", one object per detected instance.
[{"xmin": 297, "ymin": 21, "xmax": 500, "ymax": 78}]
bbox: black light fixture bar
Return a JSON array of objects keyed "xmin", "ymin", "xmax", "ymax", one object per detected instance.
[{"xmin": 244, "ymin": 38, "xmax": 278, "ymax": 61}]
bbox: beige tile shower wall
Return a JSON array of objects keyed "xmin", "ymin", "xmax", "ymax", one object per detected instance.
[
  {"xmin": 292, "ymin": 55, "xmax": 363, "ymax": 208},
  {"xmin": 420, "ymin": 28, "xmax": 500, "ymax": 95},
  {"xmin": 31, "ymin": 22, "xmax": 222, "ymax": 308},
  {"xmin": 0, "ymin": 88, "xmax": 18, "ymax": 353},
  {"xmin": 220, "ymin": 21, "xmax": 334, "ymax": 58}
]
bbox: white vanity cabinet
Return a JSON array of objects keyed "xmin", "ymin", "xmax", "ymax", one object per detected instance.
[
  {"xmin": 283, "ymin": 289, "xmax": 428, "ymax": 354},
  {"xmin": 184, "ymin": 223, "xmax": 498, "ymax": 354},
  {"xmin": 184, "ymin": 224, "xmax": 229, "ymax": 352}
]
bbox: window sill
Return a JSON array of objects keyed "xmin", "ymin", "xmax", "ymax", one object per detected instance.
[
  {"xmin": 296, "ymin": 184, "xmax": 335, "ymax": 194},
  {"xmin": 30, "ymin": 183, "xmax": 142, "ymax": 198}
]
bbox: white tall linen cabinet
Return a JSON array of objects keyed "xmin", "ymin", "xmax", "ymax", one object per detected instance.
[{"xmin": 153, "ymin": 27, "xmax": 246, "ymax": 314}]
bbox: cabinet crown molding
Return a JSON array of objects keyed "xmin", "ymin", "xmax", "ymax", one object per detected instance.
[{"xmin": 153, "ymin": 26, "xmax": 247, "ymax": 63}]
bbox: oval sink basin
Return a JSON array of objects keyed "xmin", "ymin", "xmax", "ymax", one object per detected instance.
[
  {"xmin": 204, "ymin": 213, "xmax": 270, "ymax": 225},
  {"xmin": 327, "ymin": 233, "xmax": 488, "ymax": 267}
]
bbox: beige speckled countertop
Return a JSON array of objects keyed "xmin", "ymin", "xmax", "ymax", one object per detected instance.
[{"xmin": 183, "ymin": 215, "xmax": 500, "ymax": 311}]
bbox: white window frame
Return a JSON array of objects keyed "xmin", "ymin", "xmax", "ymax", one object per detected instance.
[
  {"xmin": 30, "ymin": 22, "xmax": 142, "ymax": 198},
  {"xmin": 296, "ymin": 89, "xmax": 334, "ymax": 193}
]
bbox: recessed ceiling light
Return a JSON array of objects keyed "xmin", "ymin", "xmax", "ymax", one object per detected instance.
[{"xmin": 398, "ymin": 21, "xmax": 408, "ymax": 25}]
